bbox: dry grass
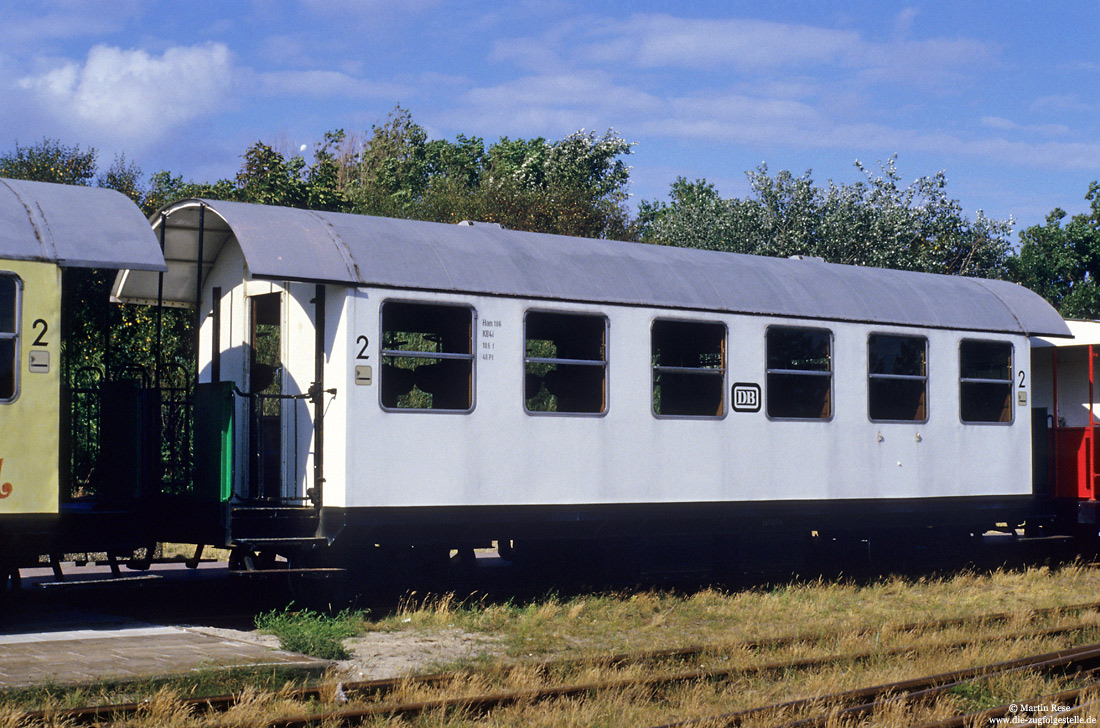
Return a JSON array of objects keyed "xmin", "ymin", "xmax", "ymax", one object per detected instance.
[
  {"xmin": 8, "ymin": 564, "xmax": 1100, "ymax": 726},
  {"xmin": 159, "ymin": 542, "xmax": 231, "ymax": 562},
  {"xmin": 375, "ymin": 563, "xmax": 1100, "ymax": 663}
]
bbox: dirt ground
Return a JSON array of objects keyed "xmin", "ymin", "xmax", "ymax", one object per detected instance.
[
  {"xmin": 336, "ymin": 628, "xmax": 505, "ymax": 680},
  {"xmin": 191, "ymin": 625, "xmax": 504, "ymax": 680}
]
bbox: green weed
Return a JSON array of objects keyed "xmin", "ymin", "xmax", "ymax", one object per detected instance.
[
  {"xmin": 254, "ymin": 606, "xmax": 366, "ymax": 660},
  {"xmin": 948, "ymin": 680, "xmax": 1003, "ymax": 712}
]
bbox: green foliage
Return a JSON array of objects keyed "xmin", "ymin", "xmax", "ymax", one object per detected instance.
[
  {"xmin": 326, "ymin": 106, "xmax": 635, "ymax": 238},
  {"xmin": 97, "ymin": 154, "xmax": 144, "ymax": 204},
  {"xmin": 947, "ymin": 680, "xmax": 1003, "ymax": 712},
  {"xmin": 141, "ymin": 170, "xmax": 235, "ymax": 216},
  {"xmin": 640, "ymin": 157, "xmax": 1013, "ymax": 278},
  {"xmin": 428, "ymin": 133, "xmax": 487, "ymax": 190},
  {"xmin": 0, "ymin": 108, "xmax": 634, "ymax": 242},
  {"xmin": 254, "ymin": 606, "xmax": 365, "ymax": 660},
  {"xmin": 0, "ymin": 138, "xmax": 97, "ymax": 186},
  {"xmin": 235, "ymin": 141, "xmax": 308, "ymax": 207},
  {"xmin": 1008, "ymin": 183, "xmax": 1100, "ymax": 318},
  {"xmin": 305, "ymin": 130, "xmax": 348, "ymax": 211}
]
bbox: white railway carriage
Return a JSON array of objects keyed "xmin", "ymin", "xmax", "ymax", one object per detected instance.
[{"xmin": 113, "ymin": 199, "xmax": 1071, "ymax": 564}]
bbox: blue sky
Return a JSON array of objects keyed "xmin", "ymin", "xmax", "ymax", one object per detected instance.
[{"xmin": 1, "ymin": 1, "xmax": 1098, "ymax": 236}]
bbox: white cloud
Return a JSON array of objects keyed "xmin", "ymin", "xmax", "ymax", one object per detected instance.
[
  {"xmin": 503, "ymin": 12, "xmax": 997, "ymax": 93},
  {"xmin": 647, "ymin": 93, "xmax": 824, "ymax": 143},
  {"xmin": 451, "ymin": 70, "xmax": 661, "ymax": 138},
  {"xmin": 1031, "ymin": 94, "xmax": 1095, "ymax": 114},
  {"xmin": 255, "ymin": 69, "xmax": 410, "ymax": 99},
  {"xmin": 620, "ymin": 15, "xmax": 862, "ymax": 70},
  {"xmin": 465, "ymin": 71, "xmax": 660, "ymax": 114},
  {"xmin": 297, "ymin": 0, "xmax": 440, "ymax": 22},
  {"xmin": 18, "ymin": 43, "xmax": 235, "ymax": 148},
  {"xmin": 857, "ymin": 37, "xmax": 997, "ymax": 89},
  {"xmin": 894, "ymin": 7, "xmax": 920, "ymax": 36},
  {"xmin": 981, "ymin": 116, "xmax": 1071, "ymax": 137},
  {"xmin": 0, "ymin": 1, "xmax": 144, "ymax": 49},
  {"xmin": 954, "ymin": 137, "xmax": 1100, "ymax": 171}
]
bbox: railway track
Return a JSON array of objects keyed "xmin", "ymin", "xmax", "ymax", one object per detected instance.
[
  {"xmin": 16, "ymin": 599, "xmax": 1100, "ymax": 727},
  {"xmin": 652, "ymin": 645, "xmax": 1100, "ymax": 727}
]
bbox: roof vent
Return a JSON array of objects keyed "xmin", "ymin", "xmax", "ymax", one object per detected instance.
[
  {"xmin": 789, "ymin": 255, "xmax": 825, "ymax": 262},
  {"xmin": 457, "ymin": 220, "xmax": 505, "ymax": 229}
]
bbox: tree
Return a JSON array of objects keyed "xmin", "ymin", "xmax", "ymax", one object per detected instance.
[
  {"xmin": 234, "ymin": 141, "xmax": 308, "ymax": 208},
  {"xmin": 97, "ymin": 154, "xmax": 144, "ymax": 204},
  {"xmin": 1008, "ymin": 183, "xmax": 1100, "ymax": 318},
  {"xmin": 639, "ymin": 158, "xmax": 1013, "ymax": 278},
  {"xmin": 340, "ymin": 106, "xmax": 432, "ymax": 217},
  {"xmin": 474, "ymin": 129, "xmax": 634, "ymax": 239},
  {"xmin": 305, "ymin": 130, "xmax": 348, "ymax": 212},
  {"xmin": 0, "ymin": 138, "xmax": 97, "ymax": 186},
  {"xmin": 326, "ymin": 106, "xmax": 636, "ymax": 238}
]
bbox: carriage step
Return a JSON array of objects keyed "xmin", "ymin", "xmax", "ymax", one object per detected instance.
[
  {"xmin": 230, "ymin": 507, "xmax": 320, "ymax": 541},
  {"xmin": 232, "ymin": 537, "xmax": 328, "ymax": 548},
  {"xmin": 229, "ymin": 567, "xmax": 346, "ymax": 579}
]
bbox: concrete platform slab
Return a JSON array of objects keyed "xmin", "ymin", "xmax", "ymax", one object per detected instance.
[{"xmin": 0, "ymin": 624, "xmax": 330, "ymax": 688}]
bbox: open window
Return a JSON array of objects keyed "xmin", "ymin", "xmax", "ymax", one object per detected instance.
[
  {"xmin": 0, "ymin": 274, "xmax": 19, "ymax": 403},
  {"xmin": 960, "ymin": 339, "xmax": 1013, "ymax": 424},
  {"xmin": 651, "ymin": 319, "xmax": 725, "ymax": 417},
  {"xmin": 380, "ymin": 301, "xmax": 474, "ymax": 412},
  {"xmin": 524, "ymin": 310, "xmax": 607, "ymax": 414},
  {"xmin": 868, "ymin": 334, "xmax": 927, "ymax": 422},
  {"xmin": 766, "ymin": 326, "xmax": 832, "ymax": 420}
]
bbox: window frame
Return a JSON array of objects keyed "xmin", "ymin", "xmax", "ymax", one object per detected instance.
[
  {"xmin": 523, "ymin": 308, "xmax": 609, "ymax": 417},
  {"xmin": 0, "ymin": 273, "xmax": 21, "ymax": 405},
  {"xmin": 867, "ymin": 332, "xmax": 929, "ymax": 424},
  {"xmin": 378, "ymin": 299, "xmax": 477, "ymax": 414},
  {"xmin": 765, "ymin": 324, "xmax": 834, "ymax": 421},
  {"xmin": 650, "ymin": 317, "xmax": 727, "ymax": 419},
  {"xmin": 958, "ymin": 338, "xmax": 1015, "ymax": 425}
]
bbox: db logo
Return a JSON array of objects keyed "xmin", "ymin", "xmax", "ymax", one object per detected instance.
[{"xmin": 732, "ymin": 383, "xmax": 761, "ymax": 412}]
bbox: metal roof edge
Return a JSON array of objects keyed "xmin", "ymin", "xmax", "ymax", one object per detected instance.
[
  {"xmin": 0, "ymin": 178, "xmax": 165, "ymax": 271},
  {"xmin": 969, "ymin": 276, "xmax": 1071, "ymax": 338}
]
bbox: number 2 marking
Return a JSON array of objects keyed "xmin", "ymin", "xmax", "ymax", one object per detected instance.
[
  {"xmin": 1018, "ymin": 370, "xmax": 1026, "ymax": 388},
  {"xmin": 356, "ymin": 335, "xmax": 370, "ymax": 360},
  {"xmin": 31, "ymin": 319, "xmax": 48, "ymax": 347}
]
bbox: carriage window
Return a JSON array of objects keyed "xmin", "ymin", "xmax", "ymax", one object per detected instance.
[
  {"xmin": 652, "ymin": 319, "xmax": 725, "ymax": 417},
  {"xmin": 868, "ymin": 334, "xmax": 927, "ymax": 422},
  {"xmin": 0, "ymin": 275, "xmax": 19, "ymax": 403},
  {"xmin": 766, "ymin": 326, "xmax": 832, "ymax": 419},
  {"xmin": 380, "ymin": 301, "xmax": 474, "ymax": 411},
  {"xmin": 960, "ymin": 339, "xmax": 1013, "ymax": 424},
  {"xmin": 524, "ymin": 311, "xmax": 607, "ymax": 414}
]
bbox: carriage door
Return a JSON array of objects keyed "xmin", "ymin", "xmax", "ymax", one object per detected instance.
[{"xmin": 248, "ymin": 293, "xmax": 283, "ymax": 501}]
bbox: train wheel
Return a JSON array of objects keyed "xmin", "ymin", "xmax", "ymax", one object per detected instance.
[{"xmin": 228, "ymin": 545, "xmax": 253, "ymax": 571}]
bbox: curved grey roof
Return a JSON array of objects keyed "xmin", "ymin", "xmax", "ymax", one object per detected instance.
[
  {"xmin": 114, "ymin": 197, "xmax": 1070, "ymax": 337},
  {"xmin": 0, "ymin": 178, "xmax": 164, "ymax": 270}
]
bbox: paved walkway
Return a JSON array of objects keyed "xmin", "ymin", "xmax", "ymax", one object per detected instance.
[
  {"xmin": 0, "ymin": 623, "xmax": 331, "ymax": 688},
  {"xmin": 0, "ymin": 563, "xmax": 332, "ymax": 688}
]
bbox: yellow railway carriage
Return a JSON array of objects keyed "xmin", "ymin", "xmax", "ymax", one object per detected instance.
[
  {"xmin": 0, "ymin": 178, "xmax": 164, "ymax": 564},
  {"xmin": 0, "ymin": 259, "xmax": 61, "ymax": 516}
]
